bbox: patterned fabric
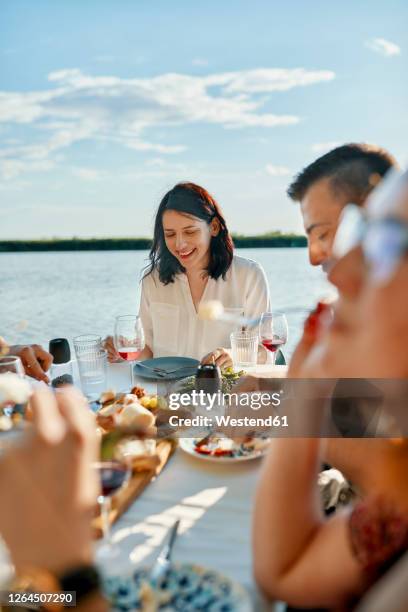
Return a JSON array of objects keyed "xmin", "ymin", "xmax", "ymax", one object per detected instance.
[{"xmin": 349, "ymin": 496, "xmax": 408, "ymax": 578}]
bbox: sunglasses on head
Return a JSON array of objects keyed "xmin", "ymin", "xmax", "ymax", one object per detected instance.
[{"xmin": 333, "ymin": 203, "xmax": 408, "ymax": 284}]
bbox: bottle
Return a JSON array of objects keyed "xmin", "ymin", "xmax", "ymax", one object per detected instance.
[
  {"xmin": 195, "ymin": 362, "xmax": 221, "ymax": 395},
  {"xmin": 49, "ymin": 338, "xmax": 73, "ymax": 388}
]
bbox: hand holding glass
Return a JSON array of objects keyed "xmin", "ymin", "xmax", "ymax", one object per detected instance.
[{"xmin": 113, "ymin": 315, "xmax": 145, "ymax": 386}]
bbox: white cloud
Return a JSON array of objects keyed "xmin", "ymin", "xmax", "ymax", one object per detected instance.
[
  {"xmin": 71, "ymin": 167, "xmax": 103, "ymax": 181},
  {"xmin": 265, "ymin": 164, "xmax": 291, "ymax": 177},
  {"xmin": 365, "ymin": 38, "xmax": 401, "ymax": 57},
  {"xmin": 126, "ymin": 141, "xmax": 186, "ymax": 154},
  {"xmin": 192, "ymin": 58, "xmax": 209, "ymax": 67},
  {"xmin": 311, "ymin": 141, "xmax": 341, "ymax": 154},
  {"xmin": 0, "ymin": 66, "xmax": 335, "ymax": 178},
  {"xmin": 0, "ymin": 158, "xmax": 55, "ymax": 180},
  {"xmin": 213, "ymin": 68, "xmax": 335, "ymax": 94}
]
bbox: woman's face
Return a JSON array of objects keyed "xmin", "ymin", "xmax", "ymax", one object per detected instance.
[
  {"xmin": 162, "ymin": 210, "xmax": 217, "ymax": 271},
  {"xmin": 317, "ymin": 176, "xmax": 408, "ymax": 378}
]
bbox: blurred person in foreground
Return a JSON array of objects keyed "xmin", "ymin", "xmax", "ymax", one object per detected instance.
[
  {"xmin": 0, "ymin": 336, "xmax": 53, "ymax": 383},
  {"xmin": 289, "ymin": 143, "xmax": 399, "ymax": 491},
  {"xmin": 252, "ymin": 169, "xmax": 408, "ymax": 608},
  {"xmin": 0, "ymin": 385, "xmax": 107, "ymax": 611}
]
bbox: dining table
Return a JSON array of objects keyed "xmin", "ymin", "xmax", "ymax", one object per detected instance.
[{"xmin": 91, "ymin": 360, "xmax": 287, "ymax": 612}]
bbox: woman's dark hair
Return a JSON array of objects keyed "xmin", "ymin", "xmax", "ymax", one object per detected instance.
[{"xmin": 144, "ymin": 182, "xmax": 234, "ymax": 284}]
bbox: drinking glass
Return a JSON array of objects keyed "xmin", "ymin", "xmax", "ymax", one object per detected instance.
[
  {"xmin": 259, "ymin": 312, "xmax": 288, "ymax": 365},
  {"xmin": 94, "ymin": 458, "xmax": 131, "ymax": 560},
  {"xmin": 73, "ymin": 334, "xmax": 102, "ymax": 359},
  {"xmin": 113, "ymin": 315, "xmax": 145, "ymax": 387},
  {"xmin": 230, "ymin": 330, "xmax": 259, "ymax": 369},
  {"xmin": 0, "ymin": 356, "xmax": 26, "ymax": 422},
  {"xmin": 77, "ymin": 349, "xmax": 107, "ymax": 400},
  {"xmin": 0, "ymin": 356, "xmax": 25, "ymax": 377}
]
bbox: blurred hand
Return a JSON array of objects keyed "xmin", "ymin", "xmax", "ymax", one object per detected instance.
[
  {"xmin": 288, "ymin": 301, "xmax": 332, "ymax": 378},
  {"xmin": 8, "ymin": 344, "xmax": 53, "ymax": 383},
  {"xmin": 232, "ymin": 374, "xmax": 261, "ymax": 394},
  {"xmin": 0, "ymin": 386, "xmax": 99, "ymax": 575},
  {"xmin": 103, "ymin": 335, "xmax": 121, "ymax": 363},
  {"xmin": 201, "ymin": 347, "xmax": 233, "ymax": 369}
]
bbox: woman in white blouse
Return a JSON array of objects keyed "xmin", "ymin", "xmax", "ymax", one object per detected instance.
[{"xmin": 107, "ymin": 182, "xmax": 270, "ymax": 367}]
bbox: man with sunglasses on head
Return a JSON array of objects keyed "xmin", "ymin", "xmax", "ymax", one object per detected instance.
[
  {"xmin": 285, "ymin": 145, "xmax": 400, "ymax": 508},
  {"xmin": 287, "ymin": 142, "xmax": 397, "ymax": 272}
]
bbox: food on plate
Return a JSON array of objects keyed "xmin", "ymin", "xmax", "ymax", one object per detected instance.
[
  {"xmin": 130, "ymin": 385, "xmax": 146, "ymax": 399},
  {"xmin": 140, "ymin": 395, "xmax": 158, "ymax": 410},
  {"xmin": 116, "ymin": 438, "xmax": 159, "ymax": 472},
  {"xmin": 191, "ymin": 434, "xmax": 270, "ymax": 458},
  {"xmin": 100, "ymin": 389, "xmax": 116, "ymax": 405},
  {"xmin": 175, "ymin": 367, "xmax": 245, "ymax": 395},
  {"xmin": 120, "ymin": 402, "xmax": 155, "ymax": 429},
  {"xmin": 103, "ymin": 563, "xmax": 250, "ymax": 612}
]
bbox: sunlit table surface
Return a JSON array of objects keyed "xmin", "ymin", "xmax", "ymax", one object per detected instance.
[{"xmin": 95, "ymin": 362, "xmax": 287, "ymax": 611}]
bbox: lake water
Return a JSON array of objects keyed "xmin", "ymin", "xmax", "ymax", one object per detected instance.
[{"xmin": 0, "ymin": 248, "xmax": 331, "ymax": 359}]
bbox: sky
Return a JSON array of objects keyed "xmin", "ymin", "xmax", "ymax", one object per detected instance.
[{"xmin": 0, "ymin": 0, "xmax": 407, "ymax": 239}]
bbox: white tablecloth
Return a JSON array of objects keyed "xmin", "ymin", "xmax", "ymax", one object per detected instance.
[{"xmin": 97, "ymin": 362, "xmax": 283, "ymax": 611}]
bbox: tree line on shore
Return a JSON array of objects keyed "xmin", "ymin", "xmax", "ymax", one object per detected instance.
[{"xmin": 0, "ymin": 232, "xmax": 307, "ymax": 252}]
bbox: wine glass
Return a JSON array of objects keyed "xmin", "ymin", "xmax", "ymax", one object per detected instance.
[
  {"xmin": 94, "ymin": 457, "xmax": 131, "ymax": 560},
  {"xmin": 113, "ymin": 315, "xmax": 145, "ymax": 387},
  {"xmin": 259, "ymin": 312, "xmax": 288, "ymax": 365}
]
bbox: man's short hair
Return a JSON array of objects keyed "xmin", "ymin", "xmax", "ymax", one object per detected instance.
[{"xmin": 287, "ymin": 143, "xmax": 397, "ymax": 205}]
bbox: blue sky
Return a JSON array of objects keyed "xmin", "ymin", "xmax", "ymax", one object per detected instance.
[{"xmin": 0, "ymin": 0, "xmax": 407, "ymax": 239}]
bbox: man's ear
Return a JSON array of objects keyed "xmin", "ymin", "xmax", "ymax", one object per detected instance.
[{"xmin": 210, "ymin": 217, "xmax": 221, "ymax": 236}]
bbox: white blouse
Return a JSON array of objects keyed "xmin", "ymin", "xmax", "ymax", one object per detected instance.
[{"xmin": 138, "ymin": 255, "xmax": 270, "ymax": 361}]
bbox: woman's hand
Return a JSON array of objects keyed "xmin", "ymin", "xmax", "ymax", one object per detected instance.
[
  {"xmin": 103, "ymin": 335, "xmax": 121, "ymax": 363},
  {"xmin": 5, "ymin": 343, "xmax": 53, "ymax": 383},
  {"xmin": 201, "ymin": 347, "xmax": 233, "ymax": 369}
]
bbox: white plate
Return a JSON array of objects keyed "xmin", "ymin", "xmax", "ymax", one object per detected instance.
[
  {"xmin": 103, "ymin": 562, "xmax": 252, "ymax": 611},
  {"xmin": 179, "ymin": 437, "xmax": 269, "ymax": 463}
]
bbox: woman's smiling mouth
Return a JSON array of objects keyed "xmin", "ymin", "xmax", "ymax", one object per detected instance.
[{"xmin": 178, "ymin": 248, "xmax": 196, "ymax": 260}]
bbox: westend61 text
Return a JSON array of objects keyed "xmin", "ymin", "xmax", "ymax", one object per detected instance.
[
  {"xmin": 168, "ymin": 414, "xmax": 289, "ymax": 428},
  {"xmin": 168, "ymin": 390, "xmax": 282, "ymax": 411}
]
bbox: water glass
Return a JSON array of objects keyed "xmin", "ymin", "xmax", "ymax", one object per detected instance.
[
  {"xmin": 230, "ymin": 331, "xmax": 259, "ymax": 368},
  {"xmin": 73, "ymin": 334, "xmax": 102, "ymax": 359},
  {"xmin": 77, "ymin": 349, "xmax": 107, "ymax": 400},
  {"xmin": 0, "ymin": 356, "xmax": 25, "ymax": 377}
]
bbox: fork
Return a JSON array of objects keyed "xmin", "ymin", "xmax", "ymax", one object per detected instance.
[
  {"xmin": 136, "ymin": 362, "xmax": 197, "ymax": 377},
  {"xmin": 149, "ymin": 519, "xmax": 180, "ymax": 585}
]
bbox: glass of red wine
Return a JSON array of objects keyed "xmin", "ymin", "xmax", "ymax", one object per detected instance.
[
  {"xmin": 114, "ymin": 315, "xmax": 145, "ymax": 387},
  {"xmin": 94, "ymin": 459, "xmax": 131, "ymax": 559},
  {"xmin": 259, "ymin": 312, "xmax": 288, "ymax": 365}
]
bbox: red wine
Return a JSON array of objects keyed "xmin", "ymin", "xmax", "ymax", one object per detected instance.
[
  {"xmin": 261, "ymin": 338, "xmax": 285, "ymax": 353},
  {"xmin": 98, "ymin": 463, "xmax": 129, "ymax": 496},
  {"xmin": 118, "ymin": 348, "xmax": 142, "ymax": 361}
]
